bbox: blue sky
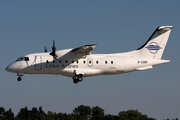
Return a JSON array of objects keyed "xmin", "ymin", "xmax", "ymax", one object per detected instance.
[{"xmin": 1, "ymin": 1, "xmax": 180, "ymax": 119}]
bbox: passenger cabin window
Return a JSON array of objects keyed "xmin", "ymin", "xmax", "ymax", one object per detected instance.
[
  {"xmin": 59, "ymin": 60, "xmax": 61, "ymax": 63},
  {"xmin": 96, "ymin": 61, "xmax": 98, "ymax": 64},
  {"xmin": 76, "ymin": 61, "xmax": 79, "ymax": 64},
  {"xmin": 111, "ymin": 61, "xmax": 113, "ymax": 64},
  {"xmin": 105, "ymin": 61, "xmax": 107, "ymax": 64},
  {"xmin": 16, "ymin": 57, "xmax": 29, "ymax": 61},
  {"xmin": 65, "ymin": 60, "xmax": 68, "ymax": 63},
  {"xmin": 83, "ymin": 61, "xmax": 86, "ymax": 64}
]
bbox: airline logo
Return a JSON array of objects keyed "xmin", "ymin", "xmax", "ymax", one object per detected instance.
[{"xmin": 146, "ymin": 42, "xmax": 162, "ymax": 54}]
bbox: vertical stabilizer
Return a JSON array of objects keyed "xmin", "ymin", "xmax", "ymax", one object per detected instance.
[{"xmin": 137, "ymin": 26, "xmax": 173, "ymax": 59}]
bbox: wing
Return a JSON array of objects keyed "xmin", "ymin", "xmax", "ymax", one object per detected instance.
[
  {"xmin": 72, "ymin": 44, "xmax": 97, "ymax": 55},
  {"xmin": 57, "ymin": 44, "xmax": 97, "ymax": 60}
]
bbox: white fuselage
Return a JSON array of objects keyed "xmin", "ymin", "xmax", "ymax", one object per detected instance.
[
  {"xmin": 6, "ymin": 50, "xmax": 169, "ymax": 78},
  {"xmin": 5, "ymin": 26, "xmax": 173, "ymax": 83}
]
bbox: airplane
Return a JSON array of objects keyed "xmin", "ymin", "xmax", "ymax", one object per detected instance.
[{"xmin": 6, "ymin": 26, "xmax": 173, "ymax": 84}]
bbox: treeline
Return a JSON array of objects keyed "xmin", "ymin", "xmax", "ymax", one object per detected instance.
[{"xmin": 0, "ymin": 105, "xmax": 178, "ymax": 120}]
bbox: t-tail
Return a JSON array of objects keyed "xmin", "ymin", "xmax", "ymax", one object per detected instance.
[{"xmin": 137, "ymin": 26, "xmax": 173, "ymax": 60}]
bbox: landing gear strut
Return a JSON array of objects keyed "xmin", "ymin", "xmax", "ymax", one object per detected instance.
[
  {"xmin": 17, "ymin": 73, "xmax": 24, "ymax": 82},
  {"xmin": 73, "ymin": 74, "xmax": 83, "ymax": 84}
]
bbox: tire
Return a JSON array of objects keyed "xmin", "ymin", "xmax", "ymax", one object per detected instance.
[
  {"xmin": 17, "ymin": 77, "xmax": 22, "ymax": 81},
  {"xmin": 73, "ymin": 79, "xmax": 78, "ymax": 84}
]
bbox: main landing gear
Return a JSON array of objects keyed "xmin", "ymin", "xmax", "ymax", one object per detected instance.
[
  {"xmin": 17, "ymin": 73, "xmax": 24, "ymax": 82},
  {"xmin": 72, "ymin": 74, "xmax": 83, "ymax": 84}
]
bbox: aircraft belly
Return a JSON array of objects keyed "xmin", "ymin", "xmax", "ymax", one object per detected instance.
[
  {"xmin": 83, "ymin": 69, "xmax": 103, "ymax": 77},
  {"xmin": 115, "ymin": 58, "xmax": 125, "ymax": 73}
]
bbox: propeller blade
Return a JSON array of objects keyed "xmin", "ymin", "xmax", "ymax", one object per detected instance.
[
  {"xmin": 44, "ymin": 46, "xmax": 48, "ymax": 53},
  {"xmin": 49, "ymin": 40, "xmax": 57, "ymax": 59},
  {"xmin": 52, "ymin": 40, "xmax": 56, "ymax": 52}
]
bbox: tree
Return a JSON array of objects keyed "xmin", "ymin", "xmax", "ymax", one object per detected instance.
[
  {"xmin": 29, "ymin": 107, "xmax": 39, "ymax": 120},
  {"xmin": 4, "ymin": 108, "xmax": 14, "ymax": 120},
  {"xmin": 0, "ymin": 107, "xmax": 5, "ymax": 116},
  {"xmin": 47, "ymin": 111, "xmax": 56, "ymax": 120},
  {"xmin": 104, "ymin": 114, "xmax": 115, "ymax": 120},
  {"xmin": 91, "ymin": 106, "xmax": 104, "ymax": 120},
  {"xmin": 16, "ymin": 106, "xmax": 29, "ymax": 119},
  {"xmin": 0, "ymin": 105, "xmax": 177, "ymax": 120},
  {"xmin": 38, "ymin": 106, "xmax": 46, "ymax": 120},
  {"xmin": 16, "ymin": 106, "xmax": 46, "ymax": 120},
  {"xmin": 0, "ymin": 107, "xmax": 6, "ymax": 120},
  {"xmin": 119, "ymin": 110, "xmax": 156, "ymax": 120},
  {"xmin": 56, "ymin": 113, "xmax": 68, "ymax": 120},
  {"xmin": 73, "ymin": 105, "xmax": 92, "ymax": 119}
]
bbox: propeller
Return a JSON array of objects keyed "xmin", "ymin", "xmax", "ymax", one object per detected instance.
[
  {"xmin": 49, "ymin": 40, "xmax": 57, "ymax": 59},
  {"xmin": 44, "ymin": 46, "xmax": 48, "ymax": 53}
]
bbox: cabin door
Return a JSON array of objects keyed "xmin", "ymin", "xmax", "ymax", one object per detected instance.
[{"xmin": 35, "ymin": 56, "xmax": 42, "ymax": 70}]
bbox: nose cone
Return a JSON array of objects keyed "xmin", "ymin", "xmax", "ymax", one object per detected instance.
[
  {"xmin": 5, "ymin": 65, "xmax": 10, "ymax": 72},
  {"xmin": 5, "ymin": 63, "xmax": 18, "ymax": 73}
]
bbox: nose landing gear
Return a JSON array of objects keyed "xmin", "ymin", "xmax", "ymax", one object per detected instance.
[
  {"xmin": 17, "ymin": 73, "xmax": 24, "ymax": 81},
  {"xmin": 17, "ymin": 77, "xmax": 22, "ymax": 81}
]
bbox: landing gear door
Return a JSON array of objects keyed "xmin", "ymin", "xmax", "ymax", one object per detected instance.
[{"xmin": 35, "ymin": 56, "xmax": 42, "ymax": 70}]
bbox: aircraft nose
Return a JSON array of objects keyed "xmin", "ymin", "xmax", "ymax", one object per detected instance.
[
  {"xmin": 5, "ymin": 63, "xmax": 17, "ymax": 72},
  {"xmin": 5, "ymin": 66, "xmax": 10, "ymax": 72}
]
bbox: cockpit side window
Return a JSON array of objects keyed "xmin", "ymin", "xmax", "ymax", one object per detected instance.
[
  {"xmin": 16, "ymin": 57, "xmax": 29, "ymax": 61},
  {"xmin": 25, "ymin": 57, "xmax": 29, "ymax": 61}
]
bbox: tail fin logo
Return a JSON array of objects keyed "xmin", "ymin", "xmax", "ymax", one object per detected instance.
[{"xmin": 145, "ymin": 42, "xmax": 162, "ymax": 54}]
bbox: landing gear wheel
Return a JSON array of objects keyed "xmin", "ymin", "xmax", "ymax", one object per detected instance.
[
  {"xmin": 72, "ymin": 74, "xmax": 83, "ymax": 84},
  {"xmin": 17, "ymin": 77, "xmax": 22, "ymax": 81},
  {"xmin": 78, "ymin": 74, "xmax": 83, "ymax": 82},
  {"xmin": 78, "ymin": 77, "xmax": 83, "ymax": 82},
  {"xmin": 73, "ymin": 79, "xmax": 78, "ymax": 84}
]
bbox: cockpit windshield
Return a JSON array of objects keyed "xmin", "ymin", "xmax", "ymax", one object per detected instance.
[{"xmin": 16, "ymin": 57, "xmax": 29, "ymax": 61}]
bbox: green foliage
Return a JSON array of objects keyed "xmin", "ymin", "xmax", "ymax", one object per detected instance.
[
  {"xmin": 119, "ymin": 110, "xmax": 154, "ymax": 120},
  {"xmin": 4, "ymin": 108, "xmax": 14, "ymax": 120},
  {"xmin": 91, "ymin": 106, "xmax": 105, "ymax": 120},
  {"xmin": 0, "ymin": 105, "xmax": 177, "ymax": 120},
  {"xmin": 73, "ymin": 105, "xmax": 92, "ymax": 119}
]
